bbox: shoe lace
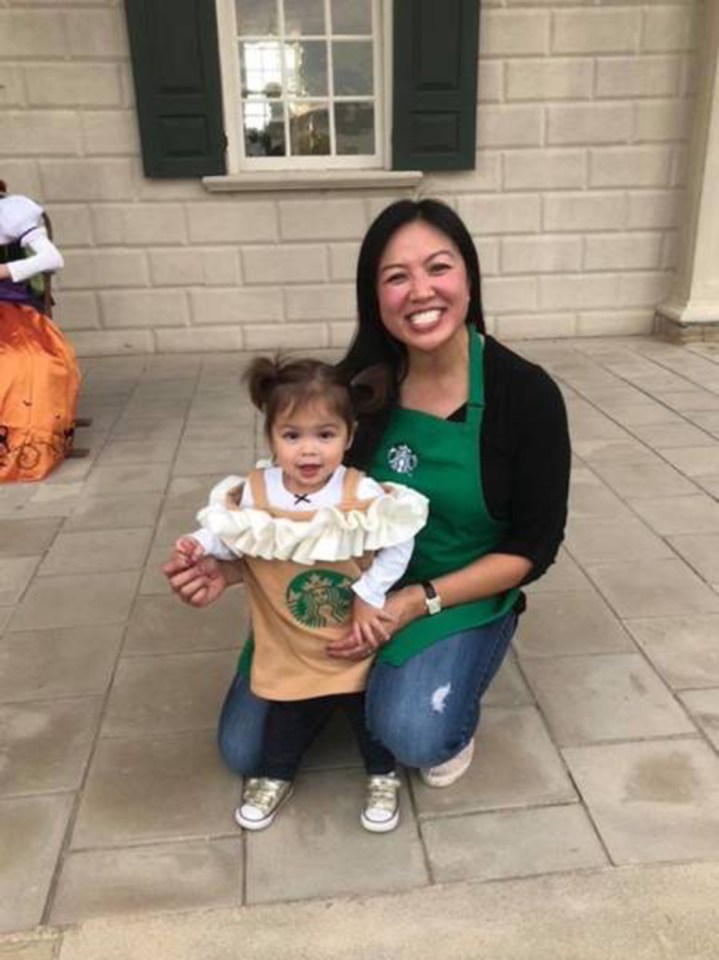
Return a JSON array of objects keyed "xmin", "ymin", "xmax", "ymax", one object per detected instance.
[
  {"xmin": 366, "ymin": 774, "xmax": 400, "ymax": 812},
  {"xmin": 244, "ymin": 777, "xmax": 288, "ymax": 812}
]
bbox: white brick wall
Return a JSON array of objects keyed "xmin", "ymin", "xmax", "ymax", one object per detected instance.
[{"xmin": 0, "ymin": 0, "xmax": 700, "ymax": 353}]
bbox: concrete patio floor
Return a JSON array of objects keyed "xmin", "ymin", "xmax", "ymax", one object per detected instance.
[{"xmin": 2, "ymin": 334, "xmax": 719, "ymax": 955}]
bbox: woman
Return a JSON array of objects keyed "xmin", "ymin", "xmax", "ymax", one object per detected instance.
[
  {"xmin": 0, "ymin": 184, "xmax": 81, "ymax": 482},
  {"xmin": 164, "ymin": 199, "xmax": 570, "ymax": 788}
]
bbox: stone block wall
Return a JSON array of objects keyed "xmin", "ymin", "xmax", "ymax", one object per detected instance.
[{"xmin": 0, "ymin": 0, "xmax": 701, "ymax": 355}]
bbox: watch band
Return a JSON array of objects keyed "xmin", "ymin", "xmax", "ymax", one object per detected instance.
[{"xmin": 421, "ymin": 580, "xmax": 442, "ymax": 616}]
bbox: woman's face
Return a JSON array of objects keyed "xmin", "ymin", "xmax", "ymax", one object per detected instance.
[{"xmin": 376, "ymin": 220, "xmax": 471, "ymax": 354}]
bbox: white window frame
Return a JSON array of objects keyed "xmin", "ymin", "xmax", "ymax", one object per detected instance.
[{"xmin": 215, "ymin": 0, "xmax": 389, "ymax": 173}]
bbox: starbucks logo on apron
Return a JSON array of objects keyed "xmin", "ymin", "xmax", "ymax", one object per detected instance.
[
  {"xmin": 388, "ymin": 443, "xmax": 418, "ymax": 475},
  {"xmin": 286, "ymin": 570, "xmax": 354, "ymax": 628}
]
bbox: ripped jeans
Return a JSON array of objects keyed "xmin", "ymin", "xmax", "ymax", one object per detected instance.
[{"xmin": 217, "ymin": 610, "xmax": 518, "ymax": 775}]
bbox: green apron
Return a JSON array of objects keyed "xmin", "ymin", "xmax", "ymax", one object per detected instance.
[{"xmin": 369, "ymin": 327, "xmax": 519, "ymax": 666}]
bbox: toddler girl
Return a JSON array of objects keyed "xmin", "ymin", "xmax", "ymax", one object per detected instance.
[{"xmin": 175, "ymin": 356, "xmax": 427, "ymax": 833}]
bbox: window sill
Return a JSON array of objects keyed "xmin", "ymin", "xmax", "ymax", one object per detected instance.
[{"xmin": 202, "ymin": 170, "xmax": 423, "ymax": 193}]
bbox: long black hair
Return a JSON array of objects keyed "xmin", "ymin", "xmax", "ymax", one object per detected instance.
[{"xmin": 338, "ymin": 198, "xmax": 485, "ymax": 467}]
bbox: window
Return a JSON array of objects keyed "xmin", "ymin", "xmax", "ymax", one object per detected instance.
[
  {"xmin": 217, "ymin": 0, "xmax": 384, "ymax": 170},
  {"xmin": 124, "ymin": 0, "xmax": 481, "ymax": 180}
]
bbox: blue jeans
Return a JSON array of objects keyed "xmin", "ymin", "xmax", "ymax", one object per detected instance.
[{"xmin": 217, "ymin": 610, "xmax": 518, "ymax": 775}]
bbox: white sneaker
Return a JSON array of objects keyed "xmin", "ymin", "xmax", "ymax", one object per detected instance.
[
  {"xmin": 360, "ymin": 772, "xmax": 401, "ymax": 833},
  {"xmin": 234, "ymin": 777, "xmax": 293, "ymax": 830},
  {"xmin": 420, "ymin": 739, "xmax": 475, "ymax": 788}
]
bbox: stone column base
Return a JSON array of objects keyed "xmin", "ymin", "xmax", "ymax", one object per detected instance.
[{"xmin": 654, "ymin": 300, "xmax": 719, "ymax": 342}]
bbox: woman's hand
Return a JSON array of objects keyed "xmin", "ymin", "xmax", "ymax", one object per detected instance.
[
  {"xmin": 381, "ymin": 584, "xmax": 425, "ymax": 633},
  {"xmin": 162, "ymin": 548, "xmax": 240, "ymax": 607},
  {"xmin": 326, "ymin": 585, "xmax": 424, "ymax": 661}
]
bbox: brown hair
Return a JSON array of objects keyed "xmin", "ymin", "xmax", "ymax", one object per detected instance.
[
  {"xmin": 244, "ymin": 355, "xmax": 356, "ymax": 441},
  {"xmin": 245, "ymin": 355, "xmax": 389, "ymax": 441}
]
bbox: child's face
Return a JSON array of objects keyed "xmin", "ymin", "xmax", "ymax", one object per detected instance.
[{"xmin": 269, "ymin": 400, "xmax": 354, "ymax": 496}]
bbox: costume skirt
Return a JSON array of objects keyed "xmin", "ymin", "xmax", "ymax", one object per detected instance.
[{"xmin": 0, "ymin": 302, "xmax": 81, "ymax": 483}]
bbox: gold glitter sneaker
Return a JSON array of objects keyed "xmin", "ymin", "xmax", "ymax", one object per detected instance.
[
  {"xmin": 360, "ymin": 772, "xmax": 401, "ymax": 833},
  {"xmin": 234, "ymin": 777, "xmax": 293, "ymax": 831}
]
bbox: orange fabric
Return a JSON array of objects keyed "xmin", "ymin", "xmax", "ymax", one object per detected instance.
[
  {"xmin": 240, "ymin": 468, "xmax": 376, "ymax": 701},
  {"xmin": 0, "ymin": 302, "xmax": 80, "ymax": 483}
]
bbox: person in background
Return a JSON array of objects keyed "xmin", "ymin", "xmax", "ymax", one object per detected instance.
[{"xmin": 0, "ymin": 182, "xmax": 81, "ymax": 482}]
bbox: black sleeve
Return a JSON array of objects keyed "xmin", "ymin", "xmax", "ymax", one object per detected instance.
[{"xmin": 482, "ymin": 338, "xmax": 570, "ymax": 585}]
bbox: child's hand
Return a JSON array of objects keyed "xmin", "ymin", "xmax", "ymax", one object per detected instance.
[
  {"xmin": 350, "ymin": 596, "xmax": 393, "ymax": 653},
  {"xmin": 173, "ymin": 536, "xmax": 205, "ymax": 567}
]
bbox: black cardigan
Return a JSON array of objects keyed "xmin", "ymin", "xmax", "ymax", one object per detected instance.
[{"xmin": 349, "ymin": 335, "xmax": 571, "ymax": 587}]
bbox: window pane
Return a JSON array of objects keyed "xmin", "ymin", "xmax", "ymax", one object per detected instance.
[
  {"xmin": 332, "ymin": 0, "xmax": 372, "ymax": 35},
  {"xmin": 240, "ymin": 41, "xmax": 284, "ymax": 97},
  {"xmin": 335, "ymin": 102, "xmax": 374, "ymax": 155},
  {"xmin": 236, "ymin": 0, "xmax": 278, "ymax": 36},
  {"xmin": 285, "ymin": 41, "xmax": 327, "ymax": 97},
  {"xmin": 332, "ymin": 41, "xmax": 373, "ymax": 96},
  {"xmin": 243, "ymin": 99, "xmax": 286, "ymax": 156},
  {"xmin": 284, "ymin": 0, "xmax": 325, "ymax": 36},
  {"xmin": 289, "ymin": 101, "xmax": 329, "ymax": 155}
]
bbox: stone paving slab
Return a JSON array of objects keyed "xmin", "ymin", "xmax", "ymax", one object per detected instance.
[
  {"xmin": 3, "ymin": 336, "xmax": 719, "ymax": 938},
  {"xmin": 0, "ymin": 794, "xmax": 75, "ymax": 933},
  {"xmin": 0, "ymin": 519, "xmax": 61, "ymax": 558},
  {"xmin": 71, "ymin": 732, "xmax": 238, "ymax": 849},
  {"xmin": 122, "ymin": 593, "xmax": 246, "ymax": 655},
  {"xmin": 564, "ymin": 515, "xmax": 674, "ymax": 564},
  {"xmin": 101, "ymin": 650, "xmax": 238, "ymax": 738},
  {"xmin": 8, "ymin": 571, "xmax": 141, "ymax": 632},
  {"xmin": 521, "ymin": 653, "xmax": 695, "ymax": 746},
  {"xmin": 0, "ymin": 698, "xmax": 101, "ymax": 796},
  {"xmin": 667, "ymin": 532, "xmax": 719, "ymax": 581},
  {"xmin": 0, "ymin": 557, "xmax": 41, "ymax": 605},
  {"xmin": 49, "ymin": 838, "xmax": 243, "ymax": 926},
  {"xmin": 47, "ymin": 863, "xmax": 719, "ymax": 960},
  {"xmin": 624, "ymin": 614, "xmax": 719, "ymax": 689},
  {"xmin": 37, "ymin": 528, "xmax": 152, "ymax": 576},
  {"xmin": 585, "ymin": 557, "xmax": 719, "ymax": 618},
  {"xmin": 0, "ymin": 626, "xmax": 123, "ymax": 703},
  {"xmin": 421, "ymin": 803, "xmax": 608, "ymax": 883},
  {"xmin": 679, "ymin": 690, "xmax": 719, "ymax": 750},
  {"xmin": 563, "ymin": 739, "xmax": 719, "ymax": 864},
  {"xmin": 513, "ymin": 588, "xmax": 635, "ymax": 657}
]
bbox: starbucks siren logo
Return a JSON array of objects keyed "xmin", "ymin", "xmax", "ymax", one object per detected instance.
[
  {"xmin": 387, "ymin": 443, "xmax": 418, "ymax": 475},
  {"xmin": 286, "ymin": 570, "xmax": 354, "ymax": 628}
]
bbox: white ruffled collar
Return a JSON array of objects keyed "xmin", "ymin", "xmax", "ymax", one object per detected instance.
[{"xmin": 196, "ymin": 471, "xmax": 428, "ymax": 565}]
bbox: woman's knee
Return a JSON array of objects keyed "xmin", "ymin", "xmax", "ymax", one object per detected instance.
[{"xmin": 367, "ymin": 696, "xmax": 471, "ymax": 768}]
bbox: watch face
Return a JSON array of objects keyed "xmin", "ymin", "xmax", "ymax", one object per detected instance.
[{"xmin": 426, "ymin": 595, "xmax": 442, "ymax": 615}]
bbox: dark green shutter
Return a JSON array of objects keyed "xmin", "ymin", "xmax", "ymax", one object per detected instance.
[
  {"xmin": 125, "ymin": 0, "xmax": 226, "ymax": 177},
  {"xmin": 392, "ymin": 0, "xmax": 480, "ymax": 171}
]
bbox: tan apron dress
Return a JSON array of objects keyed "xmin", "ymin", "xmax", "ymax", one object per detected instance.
[{"xmin": 240, "ymin": 467, "xmax": 377, "ymax": 701}]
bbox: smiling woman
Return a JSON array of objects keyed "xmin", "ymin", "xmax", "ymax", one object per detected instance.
[{"xmin": 331, "ymin": 198, "xmax": 571, "ymax": 785}]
